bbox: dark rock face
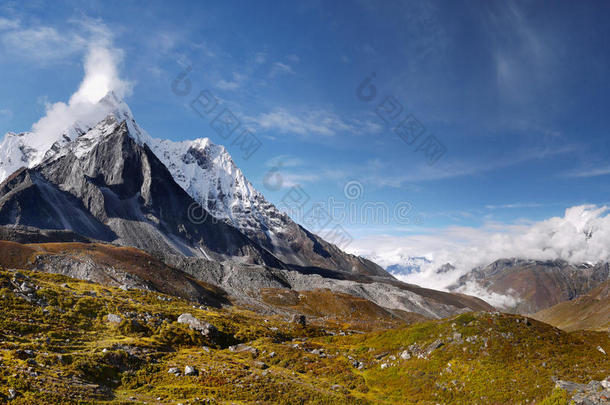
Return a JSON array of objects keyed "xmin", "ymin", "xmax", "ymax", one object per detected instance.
[
  {"xmin": 0, "ymin": 168, "xmax": 117, "ymax": 241},
  {"xmin": 452, "ymin": 258, "xmax": 610, "ymax": 314},
  {"xmin": 0, "ymin": 225, "xmax": 92, "ymax": 243},
  {"xmin": 0, "ymin": 120, "xmax": 282, "ymax": 267}
]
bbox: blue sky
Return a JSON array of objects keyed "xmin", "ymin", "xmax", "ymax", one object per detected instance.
[{"xmin": 1, "ymin": 0, "xmax": 610, "ymax": 252}]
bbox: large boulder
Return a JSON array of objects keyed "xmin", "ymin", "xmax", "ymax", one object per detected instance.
[{"xmin": 177, "ymin": 313, "xmax": 217, "ymax": 337}]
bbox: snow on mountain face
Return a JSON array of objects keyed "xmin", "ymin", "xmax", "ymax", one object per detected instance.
[
  {"xmin": 0, "ymin": 132, "xmax": 37, "ymax": 182},
  {"xmin": 0, "ymin": 92, "xmax": 128, "ymax": 183},
  {"xmin": 95, "ymin": 96, "xmax": 290, "ymax": 252}
]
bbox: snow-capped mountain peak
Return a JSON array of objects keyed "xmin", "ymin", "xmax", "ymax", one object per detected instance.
[
  {"xmin": 0, "ymin": 91, "xmax": 138, "ymax": 182},
  {"xmin": 0, "ymin": 92, "xmax": 388, "ymax": 277}
]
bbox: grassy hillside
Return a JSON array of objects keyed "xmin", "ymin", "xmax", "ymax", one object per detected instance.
[
  {"xmin": 532, "ymin": 280, "xmax": 610, "ymax": 332},
  {"xmin": 0, "ymin": 268, "xmax": 608, "ymax": 404}
]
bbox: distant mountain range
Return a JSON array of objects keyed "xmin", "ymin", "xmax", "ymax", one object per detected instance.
[
  {"xmin": 377, "ymin": 253, "xmax": 609, "ymax": 327},
  {"xmin": 450, "ymin": 258, "xmax": 609, "ymax": 314}
]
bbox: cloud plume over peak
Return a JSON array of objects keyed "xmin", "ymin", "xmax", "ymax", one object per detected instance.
[{"xmin": 30, "ymin": 32, "xmax": 131, "ymax": 152}]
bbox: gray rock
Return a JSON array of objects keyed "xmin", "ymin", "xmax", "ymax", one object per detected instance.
[
  {"xmin": 291, "ymin": 314, "xmax": 306, "ymax": 327},
  {"xmin": 177, "ymin": 313, "xmax": 217, "ymax": 337},
  {"xmin": 8, "ymin": 388, "xmax": 16, "ymax": 400},
  {"xmin": 253, "ymin": 361, "xmax": 268, "ymax": 369},
  {"xmin": 168, "ymin": 367, "xmax": 180, "ymax": 375},
  {"xmin": 184, "ymin": 365, "xmax": 197, "ymax": 376},
  {"xmin": 228, "ymin": 344, "xmax": 258, "ymax": 355},
  {"xmin": 426, "ymin": 339, "xmax": 444, "ymax": 356},
  {"xmin": 106, "ymin": 314, "xmax": 123, "ymax": 324},
  {"xmin": 555, "ymin": 378, "xmax": 610, "ymax": 404},
  {"xmin": 19, "ymin": 282, "xmax": 35, "ymax": 294}
]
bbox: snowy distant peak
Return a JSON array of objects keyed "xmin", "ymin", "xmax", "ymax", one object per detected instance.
[{"xmin": 364, "ymin": 254, "xmax": 432, "ymax": 277}]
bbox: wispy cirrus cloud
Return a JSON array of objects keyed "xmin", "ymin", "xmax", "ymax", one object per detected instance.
[
  {"xmin": 0, "ymin": 17, "xmax": 19, "ymax": 31},
  {"xmin": 484, "ymin": 202, "xmax": 543, "ymax": 210},
  {"xmin": 265, "ymin": 154, "xmax": 304, "ymax": 168},
  {"xmin": 358, "ymin": 143, "xmax": 576, "ymax": 187},
  {"xmin": 0, "ymin": 17, "xmax": 119, "ymax": 65},
  {"xmin": 0, "ymin": 25, "xmax": 86, "ymax": 62},
  {"xmin": 564, "ymin": 166, "xmax": 610, "ymax": 178},
  {"xmin": 249, "ymin": 107, "xmax": 382, "ymax": 136},
  {"xmin": 262, "ymin": 154, "xmax": 346, "ymax": 188},
  {"xmin": 216, "ymin": 72, "xmax": 247, "ymax": 91},
  {"xmin": 269, "ymin": 62, "xmax": 295, "ymax": 78}
]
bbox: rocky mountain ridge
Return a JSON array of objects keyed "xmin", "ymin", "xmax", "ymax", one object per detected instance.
[{"xmin": 450, "ymin": 258, "xmax": 610, "ymax": 314}]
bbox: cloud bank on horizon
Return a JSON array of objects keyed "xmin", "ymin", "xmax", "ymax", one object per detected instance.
[{"xmin": 348, "ymin": 204, "xmax": 610, "ymax": 305}]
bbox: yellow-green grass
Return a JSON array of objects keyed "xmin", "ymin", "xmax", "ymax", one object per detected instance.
[{"xmin": 0, "ymin": 269, "xmax": 607, "ymax": 404}]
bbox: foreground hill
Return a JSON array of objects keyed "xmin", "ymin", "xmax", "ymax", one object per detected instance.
[
  {"xmin": 532, "ymin": 280, "xmax": 610, "ymax": 332},
  {"xmin": 0, "ymin": 269, "xmax": 607, "ymax": 404}
]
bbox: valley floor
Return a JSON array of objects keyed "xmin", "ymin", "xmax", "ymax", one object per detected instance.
[{"xmin": 0, "ymin": 268, "xmax": 608, "ymax": 404}]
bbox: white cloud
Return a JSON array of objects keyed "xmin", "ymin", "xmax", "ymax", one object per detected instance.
[
  {"xmin": 0, "ymin": 108, "xmax": 12, "ymax": 118},
  {"xmin": 250, "ymin": 107, "xmax": 381, "ymax": 137},
  {"xmin": 0, "ymin": 17, "xmax": 123, "ymax": 67},
  {"xmin": 348, "ymin": 204, "xmax": 610, "ymax": 307},
  {"xmin": 254, "ymin": 52, "xmax": 266, "ymax": 64},
  {"xmin": 275, "ymin": 173, "xmax": 320, "ymax": 187},
  {"xmin": 564, "ymin": 166, "xmax": 610, "ymax": 178},
  {"xmin": 269, "ymin": 62, "xmax": 295, "ymax": 78},
  {"xmin": 216, "ymin": 72, "xmax": 247, "ymax": 91},
  {"xmin": 265, "ymin": 155, "xmax": 304, "ymax": 168},
  {"xmin": 0, "ymin": 17, "xmax": 19, "ymax": 30},
  {"xmin": 358, "ymin": 144, "xmax": 574, "ymax": 187},
  {"xmin": 484, "ymin": 202, "xmax": 543, "ymax": 210},
  {"xmin": 1, "ymin": 25, "xmax": 86, "ymax": 62},
  {"xmin": 28, "ymin": 25, "xmax": 131, "ymax": 151}
]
